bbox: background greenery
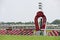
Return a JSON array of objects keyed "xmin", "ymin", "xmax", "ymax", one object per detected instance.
[{"xmin": 1, "ymin": 19, "xmax": 60, "ymax": 24}]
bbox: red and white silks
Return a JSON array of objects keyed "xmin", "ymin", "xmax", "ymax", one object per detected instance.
[{"xmin": 34, "ymin": 11, "xmax": 46, "ymax": 31}]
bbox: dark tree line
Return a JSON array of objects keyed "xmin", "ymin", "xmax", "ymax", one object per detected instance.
[
  {"xmin": 51, "ymin": 19, "xmax": 60, "ymax": 24},
  {"xmin": 0, "ymin": 19, "xmax": 60, "ymax": 24}
]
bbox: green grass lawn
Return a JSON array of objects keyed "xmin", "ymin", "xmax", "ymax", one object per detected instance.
[{"xmin": 0, "ymin": 35, "xmax": 60, "ymax": 40}]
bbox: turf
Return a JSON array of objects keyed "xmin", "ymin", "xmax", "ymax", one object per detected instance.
[{"xmin": 0, "ymin": 35, "xmax": 60, "ymax": 40}]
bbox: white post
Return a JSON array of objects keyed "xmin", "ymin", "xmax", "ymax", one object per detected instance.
[
  {"xmin": 41, "ymin": 24, "xmax": 46, "ymax": 36},
  {"xmin": 35, "ymin": 31, "xmax": 41, "ymax": 35}
]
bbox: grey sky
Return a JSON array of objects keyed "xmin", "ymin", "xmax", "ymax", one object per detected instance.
[{"xmin": 0, "ymin": 0, "xmax": 60, "ymax": 22}]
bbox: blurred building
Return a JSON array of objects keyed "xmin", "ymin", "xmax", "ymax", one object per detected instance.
[{"xmin": 0, "ymin": 23, "xmax": 60, "ymax": 30}]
